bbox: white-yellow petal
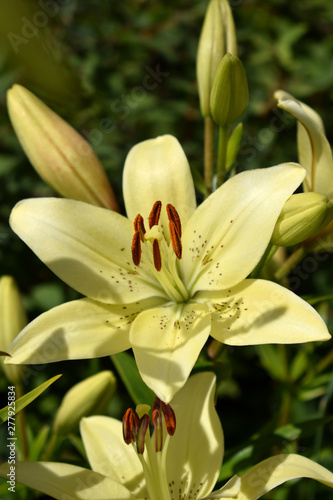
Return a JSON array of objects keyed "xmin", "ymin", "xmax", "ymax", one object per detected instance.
[
  {"xmin": 6, "ymin": 297, "xmax": 164, "ymax": 365},
  {"xmin": 10, "ymin": 198, "xmax": 164, "ymax": 304},
  {"xmin": 167, "ymin": 372, "xmax": 224, "ymax": 499},
  {"xmin": 130, "ymin": 302, "xmax": 211, "ymax": 402},
  {"xmin": 182, "ymin": 164, "xmax": 305, "ymax": 295},
  {"xmin": 0, "ymin": 461, "xmax": 135, "ymax": 500},
  {"xmin": 204, "ymin": 475, "xmax": 241, "ymax": 498},
  {"xmin": 197, "ymin": 279, "xmax": 330, "ymax": 345},
  {"xmin": 123, "ymin": 135, "xmax": 197, "ymax": 232},
  {"xmin": 236, "ymin": 454, "xmax": 333, "ymax": 499},
  {"xmin": 275, "ymin": 90, "xmax": 333, "ymax": 195},
  {"xmin": 81, "ymin": 416, "xmax": 147, "ymax": 498}
]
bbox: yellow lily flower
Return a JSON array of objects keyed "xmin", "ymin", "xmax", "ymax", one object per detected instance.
[
  {"xmin": 1, "ymin": 373, "xmax": 333, "ymax": 499},
  {"xmin": 6, "ymin": 135, "xmax": 330, "ymax": 402}
]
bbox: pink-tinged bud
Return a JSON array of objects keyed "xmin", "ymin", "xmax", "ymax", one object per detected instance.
[{"xmin": 7, "ymin": 84, "xmax": 119, "ymax": 211}]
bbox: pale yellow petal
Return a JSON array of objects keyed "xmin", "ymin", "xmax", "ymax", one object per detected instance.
[
  {"xmin": 10, "ymin": 198, "xmax": 165, "ymax": 304},
  {"xmin": 182, "ymin": 164, "xmax": 305, "ymax": 295},
  {"xmin": 81, "ymin": 416, "xmax": 147, "ymax": 498},
  {"xmin": 196, "ymin": 279, "xmax": 330, "ymax": 345},
  {"xmin": 167, "ymin": 373, "xmax": 224, "ymax": 499},
  {"xmin": 6, "ymin": 297, "xmax": 165, "ymax": 365},
  {"xmin": 204, "ymin": 475, "xmax": 241, "ymax": 498},
  {"xmin": 0, "ymin": 461, "xmax": 135, "ymax": 500},
  {"xmin": 236, "ymin": 454, "xmax": 333, "ymax": 499},
  {"xmin": 130, "ymin": 302, "xmax": 211, "ymax": 402},
  {"xmin": 123, "ymin": 135, "xmax": 196, "ymax": 232}
]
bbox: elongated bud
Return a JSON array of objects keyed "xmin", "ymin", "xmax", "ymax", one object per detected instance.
[
  {"xmin": 271, "ymin": 193, "xmax": 333, "ymax": 247},
  {"xmin": 210, "ymin": 53, "xmax": 249, "ymax": 127},
  {"xmin": 197, "ymin": 0, "xmax": 237, "ymax": 117},
  {"xmin": 0, "ymin": 276, "xmax": 27, "ymax": 383},
  {"xmin": 7, "ymin": 84, "xmax": 119, "ymax": 211},
  {"xmin": 53, "ymin": 371, "xmax": 116, "ymax": 435}
]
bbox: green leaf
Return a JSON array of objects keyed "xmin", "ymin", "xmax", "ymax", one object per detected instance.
[
  {"xmin": 256, "ymin": 345, "xmax": 288, "ymax": 381},
  {"xmin": 0, "ymin": 374, "xmax": 62, "ymax": 424},
  {"xmin": 111, "ymin": 351, "xmax": 155, "ymax": 406},
  {"xmin": 226, "ymin": 122, "xmax": 243, "ymax": 170}
]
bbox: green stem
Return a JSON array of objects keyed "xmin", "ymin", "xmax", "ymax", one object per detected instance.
[
  {"xmin": 204, "ymin": 116, "xmax": 215, "ymax": 195},
  {"xmin": 250, "ymin": 243, "xmax": 277, "ymax": 279},
  {"xmin": 216, "ymin": 125, "xmax": 230, "ymax": 187},
  {"xmin": 274, "ymin": 247, "xmax": 305, "ymax": 282},
  {"xmin": 42, "ymin": 432, "xmax": 60, "ymax": 461}
]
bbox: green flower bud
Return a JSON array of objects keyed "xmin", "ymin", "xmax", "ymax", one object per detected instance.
[
  {"xmin": 0, "ymin": 276, "xmax": 27, "ymax": 383},
  {"xmin": 53, "ymin": 371, "xmax": 116, "ymax": 435},
  {"xmin": 7, "ymin": 85, "xmax": 119, "ymax": 211},
  {"xmin": 271, "ymin": 192, "xmax": 333, "ymax": 247},
  {"xmin": 197, "ymin": 0, "xmax": 237, "ymax": 117},
  {"xmin": 210, "ymin": 53, "xmax": 249, "ymax": 127}
]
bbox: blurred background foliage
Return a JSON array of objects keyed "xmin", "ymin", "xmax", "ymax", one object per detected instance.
[{"xmin": 1, "ymin": 0, "xmax": 333, "ymax": 499}]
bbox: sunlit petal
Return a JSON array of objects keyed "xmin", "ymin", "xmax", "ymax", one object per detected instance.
[
  {"xmin": 81, "ymin": 416, "xmax": 147, "ymax": 498},
  {"xmin": 123, "ymin": 135, "xmax": 197, "ymax": 231},
  {"xmin": 167, "ymin": 373, "xmax": 224, "ymax": 499},
  {"xmin": 130, "ymin": 302, "xmax": 211, "ymax": 402},
  {"xmin": 196, "ymin": 279, "xmax": 330, "ymax": 345},
  {"xmin": 6, "ymin": 297, "xmax": 165, "ymax": 365},
  {"xmin": 204, "ymin": 475, "xmax": 241, "ymax": 498},
  {"xmin": 182, "ymin": 164, "xmax": 305, "ymax": 294},
  {"xmin": 10, "ymin": 198, "xmax": 164, "ymax": 304},
  {"xmin": 0, "ymin": 462, "xmax": 135, "ymax": 500},
  {"xmin": 236, "ymin": 454, "xmax": 333, "ymax": 499}
]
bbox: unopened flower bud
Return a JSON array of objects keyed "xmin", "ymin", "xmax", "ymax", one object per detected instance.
[
  {"xmin": 271, "ymin": 193, "xmax": 333, "ymax": 247},
  {"xmin": 53, "ymin": 370, "xmax": 116, "ymax": 435},
  {"xmin": 210, "ymin": 54, "xmax": 249, "ymax": 127},
  {"xmin": 0, "ymin": 276, "xmax": 27, "ymax": 383},
  {"xmin": 197, "ymin": 0, "xmax": 237, "ymax": 117},
  {"xmin": 7, "ymin": 84, "xmax": 118, "ymax": 210}
]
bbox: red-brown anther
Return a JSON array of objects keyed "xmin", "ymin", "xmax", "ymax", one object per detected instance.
[
  {"xmin": 166, "ymin": 204, "xmax": 182, "ymax": 237},
  {"xmin": 148, "ymin": 201, "xmax": 162, "ymax": 229},
  {"xmin": 134, "ymin": 214, "xmax": 146, "ymax": 242},
  {"xmin": 153, "ymin": 398, "xmax": 176, "ymax": 436},
  {"xmin": 122, "ymin": 408, "xmax": 139, "ymax": 445},
  {"xmin": 169, "ymin": 221, "xmax": 182, "ymax": 260},
  {"xmin": 152, "ymin": 409, "xmax": 163, "ymax": 452},
  {"xmin": 153, "ymin": 239, "xmax": 162, "ymax": 271},
  {"xmin": 136, "ymin": 414, "xmax": 150, "ymax": 455},
  {"xmin": 131, "ymin": 231, "xmax": 142, "ymax": 266}
]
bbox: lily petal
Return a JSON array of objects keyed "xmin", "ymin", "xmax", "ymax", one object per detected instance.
[
  {"xmin": 123, "ymin": 135, "xmax": 197, "ymax": 231},
  {"xmin": 6, "ymin": 297, "xmax": 165, "ymax": 365},
  {"xmin": 81, "ymin": 416, "xmax": 147, "ymax": 498},
  {"xmin": 0, "ymin": 461, "xmax": 135, "ymax": 500},
  {"xmin": 196, "ymin": 279, "xmax": 330, "ymax": 345},
  {"xmin": 275, "ymin": 90, "xmax": 333, "ymax": 195},
  {"xmin": 167, "ymin": 372, "xmax": 224, "ymax": 499},
  {"xmin": 236, "ymin": 454, "xmax": 333, "ymax": 499},
  {"xmin": 182, "ymin": 164, "xmax": 305, "ymax": 294},
  {"xmin": 10, "ymin": 198, "xmax": 165, "ymax": 304},
  {"xmin": 204, "ymin": 475, "xmax": 241, "ymax": 498},
  {"xmin": 130, "ymin": 302, "xmax": 211, "ymax": 402}
]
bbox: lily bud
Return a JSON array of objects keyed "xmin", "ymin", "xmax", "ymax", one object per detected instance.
[
  {"xmin": 210, "ymin": 54, "xmax": 249, "ymax": 127},
  {"xmin": 271, "ymin": 193, "xmax": 333, "ymax": 247},
  {"xmin": 197, "ymin": 0, "xmax": 237, "ymax": 117},
  {"xmin": 53, "ymin": 371, "xmax": 116, "ymax": 435},
  {"xmin": 0, "ymin": 276, "xmax": 27, "ymax": 383},
  {"xmin": 7, "ymin": 84, "xmax": 119, "ymax": 210}
]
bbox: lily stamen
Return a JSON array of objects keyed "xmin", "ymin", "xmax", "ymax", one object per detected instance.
[
  {"xmin": 134, "ymin": 214, "xmax": 146, "ymax": 241},
  {"xmin": 169, "ymin": 221, "xmax": 182, "ymax": 259},
  {"xmin": 153, "ymin": 239, "xmax": 162, "ymax": 271},
  {"xmin": 131, "ymin": 231, "xmax": 141, "ymax": 266},
  {"xmin": 148, "ymin": 200, "xmax": 162, "ymax": 228},
  {"xmin": 166, "ymin": 203, "xmax": 182, "ymax": 237}
]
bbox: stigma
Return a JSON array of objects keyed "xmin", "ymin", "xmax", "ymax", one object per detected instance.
[{"xmin": 131, "ymin": 201, "xmax": 182, "ymax": 271}]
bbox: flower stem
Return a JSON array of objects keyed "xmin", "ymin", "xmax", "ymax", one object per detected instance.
[
  {"xmin": 204, "ymin": 116, "xmax": 215, "ymax": 195},
  {"xmin": 274, "ymin": 247, "xmax": 305, "ymax": 282},
  {"xmin": 216, "ymin": 125, "xmax": 230, "ymax": 187}
]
